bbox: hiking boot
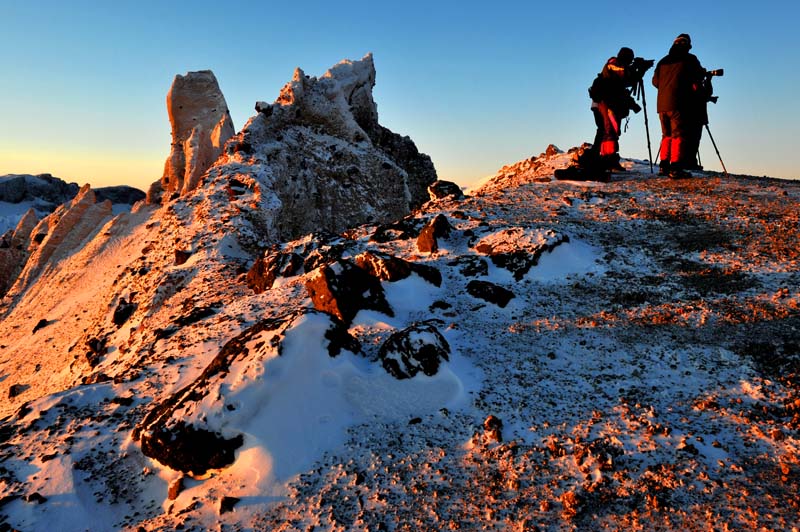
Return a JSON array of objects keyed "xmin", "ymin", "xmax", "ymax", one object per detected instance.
[
  {"xmin": 658, "ymin": 161, "xmax": 670, "ymax": 176},
  {"xmin": 668, "ymin": 168, "xmax": 691, "ymax": 179}
]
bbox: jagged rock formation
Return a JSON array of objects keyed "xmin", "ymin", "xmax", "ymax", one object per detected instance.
[
  {"xmin": 3, "ymin": 185, "xmax": 113, "ymax": 300},
  {"xmin": 149, "ymin": 70, "xmax": 235, "ymax": 203},
  {"xmin": 209, "ymin": 53, "xmax": 437, "ymax": 242}
]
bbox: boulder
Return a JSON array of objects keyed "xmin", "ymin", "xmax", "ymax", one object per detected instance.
[
  {"xmin": 354, "ymin": 250, "xmax": 442, "ymax": 287},
  {"xmin": 417, "ymin": 214, "xmax": 452, "ymax": 253},
  {"xmin": 474, "ymin": 227, "xmax": 569, "ymax": 280},
  {"xmin": 305, "ymin": 259, "xmax": 393, "ymax": 325},
  {"xmin": 246, "ymin": 251, "xmax": 303, "ymax": 293},
  {"xmin": 428, "ymin": 180, "xmax": 465, "ymax": 201},
  {"xmin": 379, "ymin": 321, "xmax": 451, "ymax": 379},
  {"xmin": 466, "ymin": 280, "xmax": 515, "ymax": 308}
]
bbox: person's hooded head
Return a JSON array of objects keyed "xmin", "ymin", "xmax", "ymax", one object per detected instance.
[
  {"xmin": 616, "ymin": 47, "xmax": 634, "ymax": 66},
  {"xmin": 671, "ymin": 33, "xmax": 692, "ymax": 54}
]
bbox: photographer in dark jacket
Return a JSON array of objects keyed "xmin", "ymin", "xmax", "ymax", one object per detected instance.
[
  {"xmin": 589, "ymin": 47, "xmax": 642, "ymax": 171},
  {"xmin": 652, "ymin": 33, "xmax": 705, "ymax": 178}
]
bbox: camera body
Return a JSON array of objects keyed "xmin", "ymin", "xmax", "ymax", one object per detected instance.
[
  {"xmin": 632, "ymin": 57, "xmax": 655, "ymax": 70},
  {"xmin": 630, "ymin": 57, "xmax": 655, "ymax": 81}
]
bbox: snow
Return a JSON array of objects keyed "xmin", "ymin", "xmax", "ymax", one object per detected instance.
[{"xmin": 0, "ymin": 200, "xmax": 40, "ymax": 235}]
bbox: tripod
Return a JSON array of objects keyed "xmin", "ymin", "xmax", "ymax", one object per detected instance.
[{"xmin": 633, "ymin": 79, "xmax": 654, "ymax": 174}]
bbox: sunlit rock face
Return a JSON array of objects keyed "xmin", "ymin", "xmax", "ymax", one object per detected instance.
[
  {"xmin": 149, "ymin": 70, "xmax": 235, "ymax": 203},
  {"xmin": 210, "ymin": 53, "xmax": 437, "ymax": 242},
  {"xmin": 5, "ymin": 185, "xmax": 112, "ymax": 299}
]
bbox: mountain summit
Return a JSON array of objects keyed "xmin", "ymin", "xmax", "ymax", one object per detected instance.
[{"xmin": 0, "ymin": 59, "xmax": 798, "ymax": 531}]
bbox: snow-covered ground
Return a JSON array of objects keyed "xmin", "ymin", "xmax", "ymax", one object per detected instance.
[{"xmin": 1, "ymin": 150, "xmax": 798, "ymax": 531}]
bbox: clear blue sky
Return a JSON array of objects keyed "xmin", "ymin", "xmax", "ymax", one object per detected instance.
[{"xmin": 2, "ymin": 0, "xmax": 798, "ymax": 189}]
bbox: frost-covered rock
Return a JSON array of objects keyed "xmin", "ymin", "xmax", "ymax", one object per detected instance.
[
  {"xmin": 150, "ymin": 70, "xmax": 235, "ymax": 202},
  {"xmin": 428, "ymin": 180, "xmax": 465, "ymax": 201},
  {"xmin": 474, "ymin": 227, "xmax": 569, "ymax": 280},
  {"xmin": 208, "ymin": 54, "xmax": 436, "ymax": 242},
  {"xmin": 379, "ymin": 321, "xmax": 451, "ymax": 379}
]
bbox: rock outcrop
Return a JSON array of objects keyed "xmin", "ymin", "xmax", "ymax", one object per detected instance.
[
  {"xmin": 4, "ymin": 185, "xmax": 113, "ymax": 300},
  {"xmin": 149, "ymin": 70, "xmax": 235, "ymax": 202},
  {"xmin": 208, "ymin": 53, "xmax": 437, "ymax": 242}
]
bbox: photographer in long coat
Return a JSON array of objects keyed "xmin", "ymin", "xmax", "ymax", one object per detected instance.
[{"xmin": 652, "ymin": 33, "xmax": 705, "ymax": 178}]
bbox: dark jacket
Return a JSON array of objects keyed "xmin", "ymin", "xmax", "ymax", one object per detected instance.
[
  {"xmin": 652, "ymin": 45, "xmax": 704, "ymax": 113},
  {"xmin": 589, "ymin": 57, "xmax": 638, "ymax": 118}
]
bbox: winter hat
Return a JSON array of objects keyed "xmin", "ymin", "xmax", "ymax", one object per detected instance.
[
  {"xmin": 674, "ymin": 34, "xmax": 692, "ymax": 48},
  {"xmin": 617, "ymin": 47, "xmax": 634, "ymax": 65}
]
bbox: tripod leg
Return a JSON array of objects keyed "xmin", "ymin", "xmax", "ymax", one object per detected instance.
[{"xmin": 705, "ymin": 124, "xmax": 729, "ymax": 178}]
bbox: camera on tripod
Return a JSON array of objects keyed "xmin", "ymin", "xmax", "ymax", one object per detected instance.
[{"xmin": 631, "ymin": 57, "xmax": 655, "ymax": 80}]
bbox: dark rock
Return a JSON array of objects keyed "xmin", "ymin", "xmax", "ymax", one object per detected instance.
[
  {"xmin": 409, "ymin": 263, "xmax": 442, "ymax": 287},
  {"xmin": 24, "ymin": 492, "xmax": 47, "ymax": 504},
  {"xmin": 246, "ymin": 251, "xmax": 304, "ymax": 293},
  {"xmin": 484, "ymin": 415, "xmax": 503, "ymax": 443},
  {"xmin": 370, "ymin": 217, "xmax": 424, "ymax": 243},
  {"xmin": 219, "ymin": 496, "xmax": 240, "ymax": 515},
  {"xmin": 379, "ymin": 321, "xmax": 450, "ymax": 379},
  {"xmin": 354, "ymin": 251, "xmax": 412, "ymax": 281},
  {"xmin": 354, "ymin": 250, "xmax": 441, "ymax": 287},
  {"xmin": 450, "ymin": 256, "xmax": 489, "ymax": 278},
  {"xmin": 430, "ymin": 300, "xmax": 452, "ymax": 311},
  {"xmin": 8, "ymin": 384, "xmax": 29, "ymax": 399},
  {"xmin": 417, "ymin": 214, "xmax": 452, "ymax": 254},
  {"xmin": 168, "ymin": 477, "xmax": 184, "ymax": 500},
  {"xmin": 112, "ymin": 396, "xmax": 135, "ymax": 407},
  {"xmin": 428, "ymin": 180, "xmax": 465, "ymax": 201},
  {"xmin": 85, "ymin": 336, "xmax": 108, "ymax": 367},
  {"xmin": 466, "ymin": 280, "xmax": 515, "ymax": 308},
  {"xmin": 175, "ymin": 305, "xmax": 217, "ymax": 327},
  {"xmin": 140, "ymin": 421, "xmax": 243, "ymax": 476},
  {"xmin": 32, "ymin": 319, "xmax": 50, "ymax": 334},
  {"xmin": 305, "ymin": 259, "xmax": 393, "ymax": 325},
  {"xmin": 300, "ymin": 233, "xmax": 350, "ymax": 272},
  {"xmin": 0, "ymin": 173, "xmax": 79, "ymax": 206},
  {"xmin": 417, "ymin": 224, "xmax": 438, "ymax": 253},
  {"xmin": 175, "ymin": 249, "xmax": 192, "ymax": 266},
  {"xmin": 113, "ymin": 298, "xmax": 136, "ymax": 327}
]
